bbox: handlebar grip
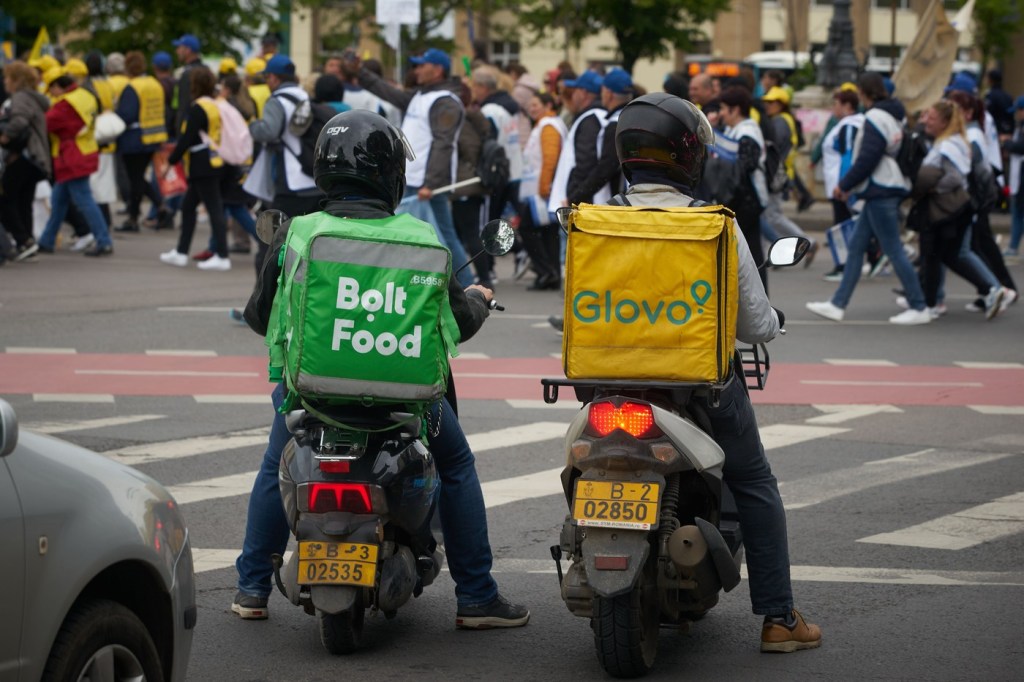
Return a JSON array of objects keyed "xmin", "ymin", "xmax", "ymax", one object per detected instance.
[{"xmin": 773, "ymin": 306, "xmax": 786, "ymax": 328}]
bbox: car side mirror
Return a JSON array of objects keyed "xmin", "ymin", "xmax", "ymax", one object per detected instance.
[
  {"xmin": 555, "ymin": 207, "xmax": 573, "ymax": 234},
  {"xmin": 256, "ymin": 209, "xmax": 287, "ymax": 245},
  {"xmin": 0, "ymin": 399, "xmax": 18, "ymax": 457}
]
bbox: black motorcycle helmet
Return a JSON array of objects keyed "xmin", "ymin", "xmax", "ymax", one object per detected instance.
[
  {"xmin": 614, "ymin": 93, "xmax": 714, "ymax": 189},
  {"xmin": 313, "ymin": 110, "xmax": 415, "ymax": 210}
]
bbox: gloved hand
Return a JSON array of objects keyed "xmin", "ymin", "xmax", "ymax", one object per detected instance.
[{"xmin": 773, "ymin": 306, "xmax": 786, "ymax": 328}]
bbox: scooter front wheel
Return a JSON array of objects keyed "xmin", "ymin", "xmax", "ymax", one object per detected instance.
[
  {"xmin": 318, "ymin": 602, "xmax": 365, "ymax": 655},
  {"xmin": 591, "ymin": 560, "xmax": 659, "ymax": 678}
]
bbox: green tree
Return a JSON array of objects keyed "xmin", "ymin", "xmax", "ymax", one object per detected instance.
[
  {"xmin": 3, "ymin": 0, "xmax": 279, "ymax": 58},
  {"xmin": 519, "ymin": 0, "xmax": 731, "ymax": 74},
  {"xmin": 970, "ymin": 0, "xmax": 1024, "ymax": 73}
]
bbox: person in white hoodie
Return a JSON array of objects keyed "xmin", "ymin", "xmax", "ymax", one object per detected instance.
[{"xmin": 910, "ymin": 99, "xmax": 1005, "ymax": 319}]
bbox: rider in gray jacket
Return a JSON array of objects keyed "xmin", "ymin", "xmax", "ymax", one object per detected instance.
[{"xmin": 611, "ymin": 94, "xmax": 821, "ymax": 653}]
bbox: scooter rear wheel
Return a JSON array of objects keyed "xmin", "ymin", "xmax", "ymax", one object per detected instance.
[
  {"xmin": 591, "ymin": 560, "xmax": 659, "ymax": 678},
  {"xmin": 318, "ymin": 602, "xmax": 365, "ymax": 655}
]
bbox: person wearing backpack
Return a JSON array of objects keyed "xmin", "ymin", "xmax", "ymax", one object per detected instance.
[
  {"xmin": 759, "ymin": 86, "xmax": 817, "ymax": 264},
  {"xmin": 114, "ymin": 51, "xmax": 170, "ymax": 234},
  {"xmin": 344, "ymin": 48, "xmax": 474, "ymax": 287},
  {"xmin": 159, "ymin": 66, "xmax": 232, "ymax": 271},
  {"xmin": 807, "ymin": 73, "xmax": 931, "ymax": 325},
  {"xmin": 945, "ymin": 91, "xmax": 1017, "ymax": 312},
  {"xmin": 247, "ymin": 55, "xmax": 323, "ymax": 220},
  {"xmin": 608, "ymin": 93, "xmax": 821, "ymax": 653},
  {"xmin": 232, "ymin": 109, "xmax": 530, "ymax": 629}
]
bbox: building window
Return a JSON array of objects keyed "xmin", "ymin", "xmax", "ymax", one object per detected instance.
[
  {"xmin": 871, "ymin": 0, "xmax": 910, "ymax": 8},
  {"xmin": 870, "ymin": 44, "xmax": 904, "ymax": 60},
  {"xmin": 490, "ymin": 40, "xmax": 520, "ymax": 68},
  {"xmin": 762, "ymin": 42, "xmax": 781, "ymax": 52}
]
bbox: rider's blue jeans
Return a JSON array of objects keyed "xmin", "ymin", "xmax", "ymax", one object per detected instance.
[
  {"xmin": 703, "ymin": 378, "xmax": 793, "ymax": 616},
  {"xmin": 235, "ymin": 384, "xmax": 499, "ymax": 609}
]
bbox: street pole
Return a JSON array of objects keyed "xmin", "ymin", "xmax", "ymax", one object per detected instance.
[
  {"xmin": 817, "ymin": 0, "xmax": 860, "ymax": 88},
  {"xmin": 890, "ymin": 0, "xmax": 898, "ymax": 75}
]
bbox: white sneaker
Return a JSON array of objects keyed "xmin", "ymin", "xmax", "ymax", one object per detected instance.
[
  {"xmin": 159, "ymin": 249, "xmax": 188, "ymax": 267},
  {"xmin": 984, "ymin": 287, "xmax": 1005, "ymax": 320},
  {"xmin": 806, "ymin": 301, "xmax": 844, "ymax": 322},
  {"xmin": 929, "ymin": 304, "xmax": 947, "ymax": 319},
  {"xmin": 895, "ymin": 295, "xmax": 909, "ymax": 310},
  {"xmin": 70, "ymin": 234, "xmax": 95, "ymax": 252},
  {"xmin": 197, "ymin": 254, "xmax": 231, "ymax": 271},
  {"xmin": 888, "ymin": 308, "xmax": 931, "ymax": 325},
  {"xmin": 999, "ymin": 288, "xmax": 1017, "ymax": 312}
]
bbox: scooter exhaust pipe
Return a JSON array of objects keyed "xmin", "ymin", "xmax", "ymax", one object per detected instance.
[{"xmin": 667, "ymin": 525, "xmax": 708, "ymax": 569}]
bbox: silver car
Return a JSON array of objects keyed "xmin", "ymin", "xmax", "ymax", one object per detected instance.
[{"xmin": 0, "ymin": 399, "xmax": 196, "ymax": 681}]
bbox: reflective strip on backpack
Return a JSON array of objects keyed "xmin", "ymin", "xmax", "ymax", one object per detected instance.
[
  {"xmin": 310, "ymin": 237, "xmax": 450, "ymax": 274},
  {"xmin": 294, "ymin": 372, "xmax": 443, "ymax": 402}
]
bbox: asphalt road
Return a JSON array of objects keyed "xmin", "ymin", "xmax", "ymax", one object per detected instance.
[{"xmin": 2, "ymin": 223, "xmax": 1022, "ymax": 681}]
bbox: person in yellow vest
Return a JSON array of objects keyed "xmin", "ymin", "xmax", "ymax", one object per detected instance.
[
  {"xmin": 35, "ymin": 73, "xmax": 114, "ymax": 257},
  {"xmin": 81, "ymin": 51, "xmax": 119, "ymax": 227},
  {"xmin": 761, "ymin": 86, "xmax": 816, "ymax": 261},
  {"xmin": 244, "ymin": 58, "xmax": 270, "ymax": 118},
  {"xmin": 159, "ymin": 65, "xmax": 232, "ymax": 271},
  {"xmin": 105, "ymin": 52, "xmax": 129, "ymax": 101},
  {"xmin": 114, "ymin": 50, "xmax": 171, "ymax": 232}
]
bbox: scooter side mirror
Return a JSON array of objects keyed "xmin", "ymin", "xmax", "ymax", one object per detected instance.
[
  {"xmin": 481, "ymin": 219, "xmax": 515, "ymax": 256},
  {"xmin": 256, "ymin": 209, "xmax": 288, "ymax": 245},
  {"xmin": 765, "ymin": 236, "xmax": 811, "ymax": 268},
  {"xmin": 555, "ymin": 206, "xmax": 573, "ymax": 235}
]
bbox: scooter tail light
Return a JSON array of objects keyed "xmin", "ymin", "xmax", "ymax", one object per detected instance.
[
  {"xmin": 587, "ymin": 401, "xmax": 661, "ymax": 438},
  {"xmin": 307, "ymin": 482, "xmax": 373, "ymax": 514}
]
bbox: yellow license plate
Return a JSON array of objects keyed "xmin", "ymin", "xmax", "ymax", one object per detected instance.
[
  {"xmin": 297, "ymin": 541, "xmax": 378, "ymax": 587},
  {"xmin": 572, "ymin": 480, "xmax": 660, "ymax": 530}
]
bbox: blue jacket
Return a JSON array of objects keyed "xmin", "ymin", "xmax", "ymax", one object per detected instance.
[
  {"xmin": 838, "ymin": 98, "xmax": 907, "ymax": 200},
  {"xmin": 115, "ymin": 86, "xmax": 161, "ymax": 155}
]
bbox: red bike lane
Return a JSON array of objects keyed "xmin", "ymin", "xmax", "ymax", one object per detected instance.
[{"xmin": 0, "ymin": 352, "xmax": 1020, "ymax": 406}]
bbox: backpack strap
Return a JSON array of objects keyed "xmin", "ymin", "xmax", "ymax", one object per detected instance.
[{"xmin": 608, "ymin": 193, "xmax": 631, "ymax": 206}]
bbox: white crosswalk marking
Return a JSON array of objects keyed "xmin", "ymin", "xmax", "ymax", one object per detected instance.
[
  {"xmin": 34, "ymin": 394, "xmax": 114, "ymax": 403},
  {"xmin": 505, "ymin": 399, "xmax": 581, "ymax": 411},
  {"xmin": 190, "ymin": 552, "xmax": 1024, "ymax": 586},
  {"xmin": 806, "ymin": 404, "xmax": 902, "ymax": 425},
  {"xmin": 780, "ymin": 449, "xmax": 1017, "ymax": 510},
  {"xmin": 482, "ymin": 468, "xmax": 564, "ymax": 508},
  {"xmin": 954, "ymin": 362, "xmax": 1024, "ymax": 369},
  {"xmin": 967, "ymin": 405, "xmax": 1024, "ymax": 415},
  {"xmin": 467, "ymin": 422, "xmax": 567, "ymax": 451},
  {"xmin": 27, "ymin": 414, "xmax": 165, "ymax": 434},
  {"xmin": 105, "ymin": 428, "xmax": 271, "ymax": 466},
  {"xmin": 758, "ymin": 423, "xmax": 849, "ymax": 450},
  {"xmin": 857, "ymin": 491, "xmax": 1024, "ymax": 550},
  {"xmin": 170, "ymin": 471, "xmax": 257, "ymax": 505}
]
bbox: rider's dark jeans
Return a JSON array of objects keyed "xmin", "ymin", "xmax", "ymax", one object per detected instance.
[
  {"xmin": 236, "ymin": 384, "xmax": 499, "ymax": 609},
  {"xmin": 702, "ymin": 377, "xmax": 793, "ymax": 617}
]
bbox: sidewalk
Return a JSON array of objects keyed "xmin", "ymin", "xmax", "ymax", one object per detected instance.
[{"xmin": 782, "ymin": 198, "xmax": 1014, "ymax": 234}]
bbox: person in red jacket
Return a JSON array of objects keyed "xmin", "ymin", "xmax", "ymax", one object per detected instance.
[{"xmin": 36, "ymin": 73, "xmax": 114, "ymax": 256}]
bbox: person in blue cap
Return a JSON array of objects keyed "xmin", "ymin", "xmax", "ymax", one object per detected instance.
[
  {"xmin": 342, "ymin": 47, "xmax": 474, "ymax": 287},
  {"xmin": 544, "ymin": 69, "xmax": 607, "ymax": 333},
  {"xmin": 172, "ymin": 34, "xmax": 203, "ymax": 134},
  {"xmin": 567, "ymin": 68, "xmax": 634, "ymax": 206},
  {"xmin": 1004, "ymin": 95, "xmax": 1024, "ymax": 258}
]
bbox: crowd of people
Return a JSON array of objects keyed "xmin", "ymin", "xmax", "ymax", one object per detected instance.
[{"xmin": 1, "ymin": 39, "xmax": 1021, "ymax": 328}]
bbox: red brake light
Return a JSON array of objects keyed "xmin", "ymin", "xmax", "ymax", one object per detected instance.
[
  {"xmin": 588, "ymin": 401, "xmax": 657, "ymax": 438},
  {"xmin": 308, "ymin": 483, "xmax": 372, "ymax": 514},
  {"xmin": 319, "ymin": 460, "xmax": 350, "ymax": 474}
]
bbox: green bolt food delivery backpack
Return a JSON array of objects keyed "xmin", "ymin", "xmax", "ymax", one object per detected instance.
[{"xmin": 265, "ymin": 211, "xmax": 461, "ymax": 417}]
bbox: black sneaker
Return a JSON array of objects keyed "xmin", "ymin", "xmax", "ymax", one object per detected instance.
[
  {"xmin": 83, "ymin": 244, "xmax": 114, "ymax": 257},
  {"xmin": 548, "ymin": 315, "xmax": 564, "ymax": 334},
  {"xmin": 455, "ymin": 594, "xmax": 530, "ymax": 630},
  {"xmin": 231, "ymin": 590, "xmax": 269, "ymax": 620},
  {"xmin": 114, "ymin": 222, "xmax": 140, "ymax": 233}
]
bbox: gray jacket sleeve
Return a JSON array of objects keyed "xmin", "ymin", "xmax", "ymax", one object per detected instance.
[
  {"xmin": 249, "ymin": 96, "xmax": 286, "ymax": 144},
  {"xmin": 732, "ymin": 218, "xmax": 780, "ymax": 344}
]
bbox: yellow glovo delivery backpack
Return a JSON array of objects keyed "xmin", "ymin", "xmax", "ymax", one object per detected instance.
[{"xmin": 562, "ymin": 203, "xmax": 739, "ymax": 384}]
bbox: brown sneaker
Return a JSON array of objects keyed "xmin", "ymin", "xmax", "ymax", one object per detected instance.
[{"xmin": 760, "ymin": 609, "xmax": 821, "ymax": 653}]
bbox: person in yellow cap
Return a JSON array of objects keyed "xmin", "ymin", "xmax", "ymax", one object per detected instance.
[
  {"xmin": 63, "ymin": 58, "xmax": 89, "ymax": 80},
  {"xmin": 760, "ymin": 85, "xmax": 817, "ymax": 259},
  {"xmin": 244, "ymin": 58, "xmax": 270, "ymax": 118},
  {"xmin": 35, "ymin": 72, "xmax": 115, "ymax": 256},
  {"xmin": 30, "ymin": 55, "xmax": 60, "ymax": 94},
  {"xmin": 219, "ymin": 57, "xmax": 239, "ymax": 77}
]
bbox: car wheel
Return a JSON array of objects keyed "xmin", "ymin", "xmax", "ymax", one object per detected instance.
[{"xmin": 42, "ymin": 598, "xmax": 163, "ymax": 682}]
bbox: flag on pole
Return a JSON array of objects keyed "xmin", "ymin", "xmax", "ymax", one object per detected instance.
[
  {"xmin": 892, "ymin": 0, "xmax": 959, "ymax": 116},
  {"xmin": 28, "ymin": 27, "xmax": 50, "ymax": 61}
]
